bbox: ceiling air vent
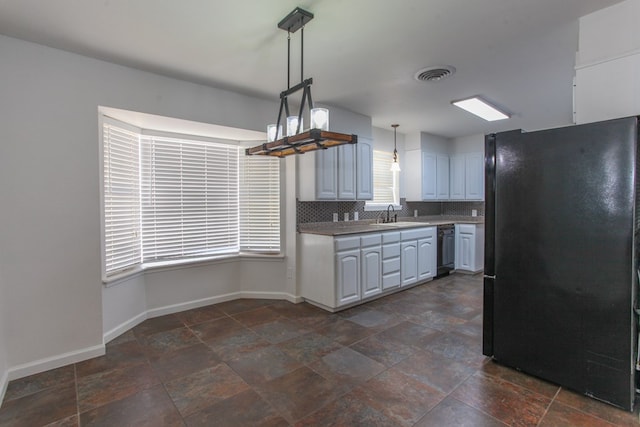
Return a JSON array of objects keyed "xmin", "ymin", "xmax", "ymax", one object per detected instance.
[{"xmin": 414, "ymin": 66, "xmax": 456, "ymax": 82}]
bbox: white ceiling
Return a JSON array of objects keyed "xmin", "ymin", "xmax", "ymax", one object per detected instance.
[{"xmin": 0, "ymin": 0, "xmax": 623, "ymax": 138}]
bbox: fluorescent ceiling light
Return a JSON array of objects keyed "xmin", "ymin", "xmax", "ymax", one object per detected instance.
[{"xmin": 452, "ymin": 97, "xmax": 510, "ymax": 121}]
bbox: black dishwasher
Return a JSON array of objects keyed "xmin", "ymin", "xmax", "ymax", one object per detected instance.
[{"xmin": 437, "ymin": 224, "xmax": 455, "ymax": 277}]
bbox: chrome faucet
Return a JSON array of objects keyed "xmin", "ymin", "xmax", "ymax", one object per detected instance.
[{"xmin": 386, "ymin": 204, "xmax": 395, "ymax": 223}]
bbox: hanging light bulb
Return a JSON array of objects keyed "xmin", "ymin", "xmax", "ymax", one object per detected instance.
[{"xmin": 390, "ymin": 124, "xmax": 401, "ymax": 172}]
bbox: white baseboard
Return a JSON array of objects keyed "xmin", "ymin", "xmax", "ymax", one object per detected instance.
[
  {"xmin": 0, "ymin": 368, "xmax": 8, "ymax": 405},
  {"xmin": 103, "ymin": 311, "xmax": 148, "ymax": 344},
  {"xmin": 146, "ymin": 292, "xmax": 242, "ymax": 319},
  {"xmin": 7, "ymin": 344, "xmax": 105, "ymax": 382}
]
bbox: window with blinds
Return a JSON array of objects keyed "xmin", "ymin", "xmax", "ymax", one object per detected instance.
[
  {"xmin": 102, "ymin": 122, "xmax": 141, "ymax": 274},
  {"xmin": 140, "ymin": 135, "xmax": 240, "ymax": 261},
  {"xmin": 371, "ymin": 149, "xmax": 399, "ymax": 205},
  {"xmin": 239, "ymin": 155, "xmax": 281, "ymax": 252},
  {"xmin": 101, "ymin": 117, "xmax": 281, "ymax": 278}
]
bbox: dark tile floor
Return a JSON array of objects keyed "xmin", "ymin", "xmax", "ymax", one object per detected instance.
[{"xmin": 1, "ymin": 273, "xmax": 639, "ymax": 426}]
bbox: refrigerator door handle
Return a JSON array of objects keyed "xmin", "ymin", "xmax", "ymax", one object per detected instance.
[{"xmin": 484, "ymin": 275, "xmax": 496, "ymax": 280}]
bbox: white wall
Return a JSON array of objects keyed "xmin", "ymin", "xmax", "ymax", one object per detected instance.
[
  {"xmin": 450, "ymin": 134, "xmax": 484, "ymax": 155},
  {"xmin": 0, "ymin": 267, "xmax": 9, "ymax": 402},
  {"xmin": 0, "ymin": 34, "xmax": 295, "ymax": 378},
  {"xmin": 575, "ymin": 0, "xmax": 640, "ymax": 123}
]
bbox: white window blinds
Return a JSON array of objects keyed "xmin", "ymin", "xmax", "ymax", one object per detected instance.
[
  {"xmin": 239, "ymin": 155, "xmax": 281, "ymax": 252},
  {"xmin": 101, "ymin": 118, "xmax": 282, "ymax": 279},
  {"xmin": 140, "ymin": 135, "xmax": 239, "ymax": 261},
  {"xmin": 102, "ymin": 122, "xmax": 141, "ymax": 274},
  {"xmin": 372, "ymin": 149, "xmax": 399, "ymax": 205}
]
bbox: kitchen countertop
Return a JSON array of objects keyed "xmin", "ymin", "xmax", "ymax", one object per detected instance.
[{"xmin": 298, "ymin": 215, "xmax": 484, "ymax": 236}]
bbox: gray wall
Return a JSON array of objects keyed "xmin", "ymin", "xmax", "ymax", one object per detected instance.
[{"xmin": 0, "ymin": 34, "xmax": 293, "ymax": 384}]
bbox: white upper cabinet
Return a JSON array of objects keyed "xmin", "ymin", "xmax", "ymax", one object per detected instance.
[
  {"xmin": 436, "ymin": 155, "xmax": 450, "ymax": 200},
  {"xmin": 356, "ymin": 137, "xmax": 373, "ymax": 200},
  {"xmin": 450, "ymin": 153, "xmax": 484, "ymax": 201},
  {"xmin": 449, "ymin": 155, "xmax": 465, "ymax": 200},
  {"xmin": 465, "ymin": 153, "xmax": 484, "ymax": 200},
  {"xmin": 337, "ymin": 144, "xmax": 356, "ymax": 200},
  {"xmin": 297, "ymin": 107, "xmax": 373, "ymax": 201},
  {"xmin": 315, "ymin": 148, "xmax": 338, "ymax": 199},
  {"xmin": 421, "ymin": 152, "xmax": 437, "ymax": 200},
  {"xmin": 406, "ymin": 151, "xmax": 449, "ymax": 201}
]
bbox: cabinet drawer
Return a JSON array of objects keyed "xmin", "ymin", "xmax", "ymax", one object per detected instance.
[
  {"xmin": 401, "ymin": 227, "xmax": 433, "ymax": 241},
  {"xmin": 457, "ymin": 224, "xmax": 476, "ymax": 235},
  {"xmin": 335, "ymin": 236, "xmax": 361, "ymax": 252},
  {"xmin": 382, "ymin": 272, "xmax": 400, "ymax": 290},
  {"xmin": 382, "ymin": 257, "xmax": 400, "ymax": 274},
  {"xmin": 382, "ymin": 243, "xmax": 400, "ymax": 259},
  {"xmin": 360, "ymin": 234, "xmax": 382, "ymax": 247},
  {"xmin": 382, "ymin": 231, "xmax": 400, "ymax": 244}
]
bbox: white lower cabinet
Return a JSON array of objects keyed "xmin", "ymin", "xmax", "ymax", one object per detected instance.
[
  {"xmin": 455, "ymin": 223, "xmax": 485, "ymax": 273},
  {"xmin": 336, "ymin": 249, "xmax": 360, "ymax": 306},
  {"xmin": 360, "ymin": 234, "xmax": 382, "ymax": 298},
  {"xmin": 418, "ymin": 235, "xmax": 436, "ymax": 281},
  {"xmin": 300, "ymin": 226, "xmax": 436, "ymax": 311},
  {"xmin": 401, "ymin": 227, "xmax": 436, "ymax": 287},
  {"xmin": 400, "ymin": 241, "xmax": 418, "ymax": 287}
]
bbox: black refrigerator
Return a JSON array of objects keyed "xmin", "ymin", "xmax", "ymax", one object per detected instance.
[{"xmin": 483, "ymin": 116, "xmax": 639, "ymax": 411}]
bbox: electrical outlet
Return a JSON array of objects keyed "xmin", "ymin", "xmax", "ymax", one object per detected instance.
[
  {"xmin": 333, "ymin": 213, "xmax": 338, "ymax": 222},
  {"xmin": 344, "ymin": 212, "xmax": 349, "ymax": 221},
  {"xmin": 353, "ymin": 211, "xmax": 359, "ymax": 221}
]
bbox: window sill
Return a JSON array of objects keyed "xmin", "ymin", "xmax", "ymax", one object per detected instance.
[
  {"xmin": 103, "ymin": 252, "xmax": 285, "ymax": 287},
  {"xmin": 363, "ymin": 203, "xmax": 403, "ymax": 212}
]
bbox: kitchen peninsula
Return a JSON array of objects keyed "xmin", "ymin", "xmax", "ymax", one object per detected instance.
[{"xmin": 298, "ymin": 216, "xmax": 484, "ymax": 311}]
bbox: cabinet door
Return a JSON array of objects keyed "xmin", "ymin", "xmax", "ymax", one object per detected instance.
[
  {"xmin": 356, "ymin": 138, "xmax": 373, "ymax": 200},
  {"xmin": 338, "ymin": 144, "xmax": 356, "ymax": 200},
  {"xmin": 421, "ymin": 152, "xmax": 437, "ymax": 200},
  {"xmin": 449, "ymin": 155, "xmax": 465, "ymax": 200},
  {"xmin": 418, "ymin": 234, "xmax": 436, "ymax": 281},
  {"xmin": 336, "ymin": 249, "xmax": 360, "ymax": 306},
  {"xmin": 465, "ymin": 153, "xmax": 484, "ymax": 200},
  {"xmin": 316, "ymin": 148, "xmax": 337, "ymax": 199},
  {"xmin": 401, "ymin": 241, "xmax": 418, "ymax": 287},
  {"xmin": 361, "ymin": 246, "xmax": 382, "ymax": 298},
  {"xmin": 436, "ymin": 155, "xmax": 450, "ymax": 200},
  {"xmin": 455, "ymin": 226, "xmax": 475, "ymax": 271}
]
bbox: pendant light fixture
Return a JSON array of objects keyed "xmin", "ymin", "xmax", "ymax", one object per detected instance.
[
  {"xmin": 246, "ymin": 7, "xmax": 357, "ymax": 157},
  {"xmin": 390, "ymin": 124, "xmax": 401, "ymax": 172}
]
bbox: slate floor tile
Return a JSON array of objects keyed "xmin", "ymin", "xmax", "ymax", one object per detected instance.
[
  {"xmin": 277, "ymin": 332, "xmax": 343, "ymax": 364},
  {"xmin": 294, "ymin": 393, "xmax": 397, "ymax": 427},
  {"xmin": 538, "ymin": 401, "xmax": 618, "ymax": 427},
  {"xmin": 184, "ymin": 389, "xmax": 288, "ymax": 427},
  {"xmin": 137, "ymin": 326, "xmax": 201, "ymax": 355},
  {"xmin": 3, "ymin": 364, "xmax": 75, "ymax": 403},
  {"xmin": 226, "ymin": 345, "xmax": 303, "ymax": 385},
  {"xmin": 147, "ymin": 343, "xmax": 221, "ymax": 383},
  {"xmin": 414, "ymin": 396, "xmax": 507, "ymax": 427},
  {"xmin": 204, "ymin": 328, "xmax": 271, "ymax": 361},
  {"xmin": 350, "ymin": 333, "xmax": 416, "ymax": 367},
  {"xmin": 79, "ymin": 385, "xmax": 184, "ymax": 427},
  {"xmin": 451, "ymin": 372, "xmax": 552, "ymax": 427},
  {"xmin": 133, "ymin": 314, "xmax": 184, "ymax": 338},
  {"xmin": 174, "ymin": 304, "xmax": 226, "ymax": 326},
  {"xmin": 394, "ymin": 349, "xmax": 476, "ymax": 394},
  {"xmin": 351, "ymin": 369, "xmax": 445, "ymax": 426},
  {"xmin": 164, "ymin": 363, "xmax": 249, "ymax": 417},
  {"xmin": 309, "ymin": 347, "xmax": 386, "ymax": 388},
  {"xmin": 0, "ymin": 381, "xmax": 77, "ymax": 427},
  {"xmin": 554, "ymin": 388, "xmax": 640, "ymax": 427},
  {"xmin": 256, "ymin": 366, "xmax": 351, "ymax": 423},
  {"xmin": 76, "ymin": 361, "xmax": 160, "ymax": 412}
]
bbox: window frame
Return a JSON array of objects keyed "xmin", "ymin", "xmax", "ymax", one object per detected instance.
[
  {"xmin": 99, "ymin": 115, "xmax": 283, "ymax": 285},
  {"xmin": 364, "ymin": 148, "xmax": 402, "ymax": 211}
]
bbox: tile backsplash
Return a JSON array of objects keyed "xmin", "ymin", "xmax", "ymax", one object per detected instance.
[{"xmin": 297, "ymin": 199, "xmax": 484, "ymax": 224}]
